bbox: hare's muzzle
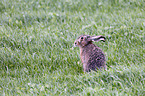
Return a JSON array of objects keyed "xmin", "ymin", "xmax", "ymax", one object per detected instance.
[{"xmin": 74, "ymin": 40, "xmax": 81, "ymax": 47}]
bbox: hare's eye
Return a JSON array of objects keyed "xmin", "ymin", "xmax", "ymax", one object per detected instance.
[{"xmin": 81, "ymin": 37, "xmax": 83, "ymax": 39}]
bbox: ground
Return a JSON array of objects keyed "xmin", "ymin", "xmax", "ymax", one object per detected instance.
[{"xmin": 0, "ymin": 0, "xmax": 145, "ymax": 95}]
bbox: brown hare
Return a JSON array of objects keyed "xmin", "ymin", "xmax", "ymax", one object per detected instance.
[{"xmin": 74, "ymin": 35, "xmax": 107, "ymax": 72}]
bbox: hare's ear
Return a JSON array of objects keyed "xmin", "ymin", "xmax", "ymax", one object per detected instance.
[{"xmin": 90, "ymin": 35, "xmax": 105, "ymax": 42}]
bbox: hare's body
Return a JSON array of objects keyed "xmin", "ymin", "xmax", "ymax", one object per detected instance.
[
  {"xmin": 74, "ymin": 35, "xmax": 107, "ymax": 72},
  {"xmin": 80, "ymin": 43, "xmax": 106, "ymax": 72}
]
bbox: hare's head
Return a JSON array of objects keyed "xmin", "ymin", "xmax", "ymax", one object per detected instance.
[{"xmin": 74, "ymin": 35, "xmax": 105, "ymax": 47}]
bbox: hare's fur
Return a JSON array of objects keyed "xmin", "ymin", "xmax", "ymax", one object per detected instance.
[{"xmin": 74, "ymin": 35, "xmax": 107, "ymax": 72}]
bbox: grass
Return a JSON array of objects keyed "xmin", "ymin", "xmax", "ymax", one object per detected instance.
[{"xmin": 0, "ymin": 0, "xmax": 145, "ymax": 95}]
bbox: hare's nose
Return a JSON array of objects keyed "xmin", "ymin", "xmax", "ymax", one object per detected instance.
[{"xmin": 74, "ymin": 42, "xmax": 77, "ymax": 47}]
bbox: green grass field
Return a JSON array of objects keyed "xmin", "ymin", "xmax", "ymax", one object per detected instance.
[{"xmin": 0, "ymin": 0, "xmax": 145, "ymax": 95}]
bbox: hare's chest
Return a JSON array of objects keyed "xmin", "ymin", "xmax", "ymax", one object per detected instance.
[{"xmin": 80, "ymin": 49, "xmax": 90, "ymax": 64}]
